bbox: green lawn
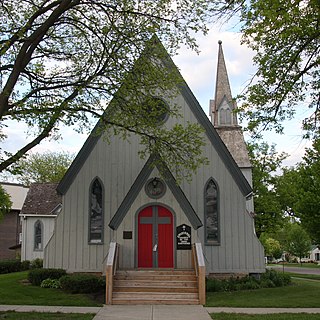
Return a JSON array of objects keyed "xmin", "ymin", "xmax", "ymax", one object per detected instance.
[
  {"xmin": 206, "ymin": 279, "xmax": 320, "ymax": 308},
  {"xmin": 0, "ymin": 272, "xmax": 102, "ymax": 307},
  {"xmin": 0, "ymin": 311, "xmax": 94, "ymax": 319},
  {"xmin": 286, "ymin": 273, "xmax": 320, "ymax": 281},
  {"xmin": 211, "ymin": 314, "xmax": 320, "ymax": 320}
]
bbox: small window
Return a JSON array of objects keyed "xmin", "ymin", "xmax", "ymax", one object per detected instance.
[
  {"xmin": 34, "ymin": 220, "xmax": 43, "ymax": 251},
  {"xmin": 205, "ymin": 179, "xmax": 220, "ymax": 245},
  {"xmin": 89, "ymin": 178, "xmax": 104, "ymax": 244},
  {"xmin": 142, "ymin": 97, "xmax": 169, "ymax": 124}
]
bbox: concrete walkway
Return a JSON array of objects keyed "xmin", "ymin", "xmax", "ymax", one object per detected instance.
[
  {"xmin": 94, "ymin": 305, "xmax": 211, "ymax": 320},
  {"xmin": 207, "ymin": 307, "xmax": 320, "ymax": 314},
  {"xmin": 1, "ymin": 305, "xmax": 320, "ymax": 319}
]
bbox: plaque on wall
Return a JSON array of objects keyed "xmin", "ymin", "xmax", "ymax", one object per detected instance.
[
  {"xmin": 123, "ymin": 231, "xmax": 132, "ymax": 239},
  {"xmin": 176, "ymin": 224, "xmax": 191, "ymax": 250}
]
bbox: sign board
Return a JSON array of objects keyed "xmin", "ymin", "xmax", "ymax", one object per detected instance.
[{"xmin": 176, "ymin": 224, "xmax": 191, "ymax": 250}]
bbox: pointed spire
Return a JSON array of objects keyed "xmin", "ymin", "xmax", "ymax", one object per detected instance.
[
  {"xmin": 214, "ymin": 40, "xmax": 233, "ymax": 109},
  {"xmin": 210, "ymin": 40, "xmax": 237, "ymax": 126}
]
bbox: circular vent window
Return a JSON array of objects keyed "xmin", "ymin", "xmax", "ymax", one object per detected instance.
[{"xmin": 145, "ymin": 177, "xmax": 166, "ymax": 199}]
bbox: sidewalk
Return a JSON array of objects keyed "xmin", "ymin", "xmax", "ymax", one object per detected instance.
[{"xmin": 1, "ymin": 305, "xmax": 320, "ymax": 319}]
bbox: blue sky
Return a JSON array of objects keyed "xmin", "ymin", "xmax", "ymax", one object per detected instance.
[{"xmin": 2, "ymin": 26, "xmax": 311, "ymax": 171}]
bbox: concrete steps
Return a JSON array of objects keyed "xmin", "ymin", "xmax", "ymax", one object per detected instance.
[{"xmin": 111, "ymin": 269, "xmax": 199, "ymax": 305}]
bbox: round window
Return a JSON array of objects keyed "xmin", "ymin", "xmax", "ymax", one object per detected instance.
[{"xmin": 145, "ymin": 177, "xmax": 166, "ymax": 199}]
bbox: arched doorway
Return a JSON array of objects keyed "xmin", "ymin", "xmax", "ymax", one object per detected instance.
[{"xmin": 137, "ymin": 205, "xmax": 174, "ymax": 268}]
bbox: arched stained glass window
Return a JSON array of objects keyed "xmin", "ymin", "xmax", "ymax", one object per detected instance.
[
  {"xmin": 89, "ymin": 178, "xmax": 104, "ymax": 244},
  {"xmin": 34, "ymin": 220, "xmax": 43, "ymax": 251},
  {"xmin": 205, "ymin": 179, "xmax": 220, "ymax": 245}
]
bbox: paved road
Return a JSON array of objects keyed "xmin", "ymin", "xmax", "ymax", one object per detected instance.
[{"xmin": 268, "ymin": 265, "xmax": 320, "ymax": 275}]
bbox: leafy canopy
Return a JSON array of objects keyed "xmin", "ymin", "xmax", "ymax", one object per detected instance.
[
  {"xmin": 0, "ymin": 185, "xmax": 12, "ymax": 220},
  {"xmin": 13, "ymin": 151, "xmax": 74, "ymax": 185},
  {"xmin": 276, "ymin": 138, "xmax": 320, "ymax": 244},
  {"xmin": 247, "ymin": 140, "xmax": 288, "ymax": 237},
  {"xmin": 228, "ymin": 0, "xmax": 320, "ymax": 138},
  {"xmin": 0, "ymin": 0, "xmax": 225, "ymax": 179}
]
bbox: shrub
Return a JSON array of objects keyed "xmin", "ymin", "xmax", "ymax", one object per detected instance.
[
  {"xmin": 28, "ymin": 268, "xmax": 66, "ymax": 286},
  {"xmin": 30, "ymin": 258, "xmax": 43, "ymax": 269},
  {"xmin": 206, "ymin": 270, "xmax": 291, "ymax": 293},
  {"xmin": 21, "ymin": 260, "xmax": 31, "ymax": 271},
  {"xmin": 40, "ymin": 278, "xmax": 61, "ymax": 289},
  {"xmin": 262, "ymin": 269, "xmax": 291, "ymax": 287},
  {"xmin": 60, "ymin": 274, "xmax": 105, "ymax": 294},
  {"xmin": 0, "ymin": 259, "xmax": 21, "ymax": 274}
]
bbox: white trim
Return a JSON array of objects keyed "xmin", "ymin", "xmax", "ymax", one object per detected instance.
[{"xmin": 20, "ymin": 214, "xmax": 57, "ymax": 218}]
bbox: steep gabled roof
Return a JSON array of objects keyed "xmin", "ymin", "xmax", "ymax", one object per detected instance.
[
  {"xmin": 108, "ymin": 154, "xmax": 203, "ymax": 230},
  {"xmin": 57, "ymin": 37, "xmax": 252, "ymax": 198}
]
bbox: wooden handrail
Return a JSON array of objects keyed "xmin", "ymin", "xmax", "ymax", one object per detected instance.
[
  {"xmin": 192, "ymin": 242, "xmax": 206, "ymax": 305},
  {"xmin": 105, "ymin": 242, "xmax": 119, "ymax": 305}
]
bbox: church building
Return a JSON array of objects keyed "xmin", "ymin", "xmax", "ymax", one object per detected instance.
[{"xmin": 43, "ymin": 39, "xmax": 264, "ymax": 304}]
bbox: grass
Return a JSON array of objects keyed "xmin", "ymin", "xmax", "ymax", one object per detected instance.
[
  {"xmin": 211, "ymin": 314, "xmax": 320, "ymax": 320},
  {"xmin": 0, "ymin": 311, "xmax": 94, "ymax": 319},
  {"xmin": 284, "ymin": 272, "xmax": 320, "ymax": 281},
  {"xmin": 206, "ymin": 278, "xmax": 320, "ymax": 308},
  {"xmin": 0, "ymin": 272, "xmax": 102, "ymax": 307}
]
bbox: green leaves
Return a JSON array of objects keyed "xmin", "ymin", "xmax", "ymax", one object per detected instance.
[
  {"xmin": 237, "ymin": 0, "xmax": 320, "ymax": 137},
  {"xmin": 14, "ymin": 151, "xmax": 74, "ymax": 185},
  {"xmin": 0, "ymin": 0, "xmax": 221, "ymax": 174},
  {"xmin": 0, "ymin": 185, "xmax": 12, "ymax": 221}
]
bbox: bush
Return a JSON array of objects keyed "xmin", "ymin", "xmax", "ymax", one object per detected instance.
[
  {"xmin": 206, "ymin": 270, "xmax": 291, "ymax": 293},
  {"xmin": 60, "ymin": 274, "xmax": 105, "ymax": 294},
  {"xmin": 28, "ymin": 268, "xmax": 66, "ymax": 286},
  {"xmin": 40, "ymin": 278, "xmax": 61, "ymax": 289},
  {"xmin": 0, "ymin": 260, "xmax": 21, "ymax": 274},
  {"xmin": 261, "ymin": 269, "xmax": 291, "ymax": 287},
  {"xmin": 30, "ymin": 258, "xmax": 43, "ymax": 269},
  {"xmin": 21, "ymin": 260, "xmax": 31, "ymax": 271}
]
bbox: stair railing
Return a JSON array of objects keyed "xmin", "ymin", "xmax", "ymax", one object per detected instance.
[
  {"xmin": 192, "ymin": 242, "xmax": 206, "ymax": 305},
  {"xmin": 105, "ymin": 242, "xmax": 119, "ymax": 305}
]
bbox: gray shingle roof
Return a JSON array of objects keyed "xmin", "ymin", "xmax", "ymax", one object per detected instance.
[{"xmin": 21, "ymin": 183, "xmax": 62, "ymax": 215}]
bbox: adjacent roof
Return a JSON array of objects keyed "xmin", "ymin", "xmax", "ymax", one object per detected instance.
[
  {"xmin": 1, "ymin": 182, "xmax": 29, "ymax": 211},
  {"xmin": 21, "ymin": 183, "xmax": 62, "ymax": 215},
  {"xmin": 57, "ymin": 37, "xmax": 252, "ymax": 198}
]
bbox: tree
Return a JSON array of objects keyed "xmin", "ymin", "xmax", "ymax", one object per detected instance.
[
  {"xmin": 0, "ymin": 0, "xmax": 223, "ymax": 178},
  {"xmin": 224, "ymin": 0, "xmax": 320, "ymax": 137},
  {"xmin": 285, "ymin": 223, "xmax": 311, "ymax": 264},
  {"xmin": 0, "ymin": 185, "xmax": 12, "ymax": 221},
  {"xmin": 247, "ymin": 140, "xmax": 288, "ymax": 237},
  {"xmin": 13, "ymin": 151, "xmax": 74, "ymax": 185},
  {"xmin": 260, "ymin": 235, "xmax": 282, "ymax": 260},
  {"xmin": 276, "ymin": 139, "xmax": 320, "ymax": 243}
]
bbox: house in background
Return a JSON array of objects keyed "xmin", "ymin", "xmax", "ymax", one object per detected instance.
[
  {"xmin": 309, "ymin": 246, "xmax": 320, "ymax": 262},
  {"xmin": 0, "ymin": 182, "xmax": 29, "ymax": 260},
  {"xmin": 20, "ymin": 183, "xmax": 61, "ymax": 262}
]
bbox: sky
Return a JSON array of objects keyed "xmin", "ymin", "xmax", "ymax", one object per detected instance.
[{"xmin": 1, "ymin": 26, "xmax": 312, "ymax": 173}]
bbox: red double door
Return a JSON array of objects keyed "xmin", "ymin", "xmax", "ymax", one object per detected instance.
[{"xmin": 137, "ymin": 205, "xmax": 174, "ymax": 268}]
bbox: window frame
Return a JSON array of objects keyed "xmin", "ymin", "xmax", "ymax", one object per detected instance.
[
  {"xmin": 88, "ymin": 177, "xmax": 104, "ymax": 245},
  {"xmin": 34, "ymin": 220, "xmax": 43, "ymax": 251},
  {"xmin": 204, "ymin": 178, "xmax": 220, "ymax": 246}
]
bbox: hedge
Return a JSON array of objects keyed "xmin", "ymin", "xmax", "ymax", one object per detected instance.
[
  {"xmin": 0, "ymin": 259, "xmax": 30, "ymax": 274},
  {"xmin": 28, "ymin": 268, "xmax": 66, "ymax": 286},
  {"xmin": 59, "ymin": 274, "xmax": 105, "ymax": 294},
  {"xmin": 206, "ymin": 269, "xmax": 291, "ymax": 292}
]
